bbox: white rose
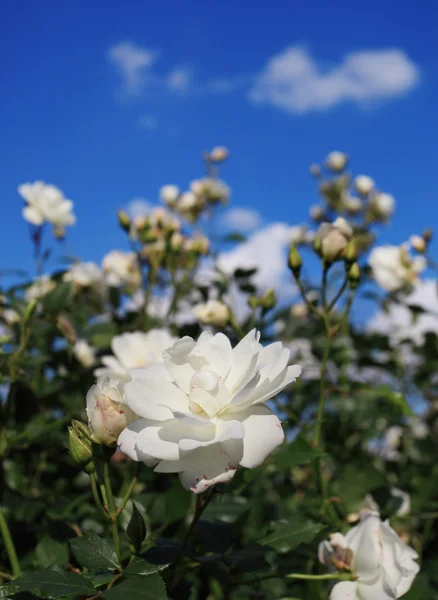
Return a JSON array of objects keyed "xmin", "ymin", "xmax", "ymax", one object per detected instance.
[
  {"xmin": 118, "ymin": 330, "xmax": 301, "ymax": 493},
  {"xmin": 325, "ymin": 151, "xmax": 348, "ymax": 173},
  {"xmin": 319, "ymin": 511, "xmax": 419, "ymax": 599},
  {"xmin": 193, "ymin": 300, "xmax": 230, "ymax": 327},
  {"xmin": 371, "ymin": 193, "xmax": 395, "ymax": 220},
  {"xmin": 178, "ymin": 191, "xmax": 199, "ymax": 211},
  {"xmin": 317, "ymin": 217, "xmax": 353, "ymax": 262},
  {"xmin": 354, "ymin": 175, "xmax": 374, "ymax": 196},
  {"xmin": 18, "ymin": 181, "xmax": 76, "ymax": 228},
  {"xmin": 86, "ymin": 377, "xmax": 137, "ymax": 445},
  {"xmin": 63, "ymin": 262, "xmax": 105, "ymax": 289},
  {"xmin": 25, "ymin": 275, "xmax": 56, "ymax": 302},
  {"xmin": 94, "ymin": 329, "xmax": 176, "ymax": 383},
  {"xmin": 73, "ymin": 339, "xmax": 96, "ymax": 368},
  {"xmin": 102, "ymin": 250, "xmax": 141, "ymax": 288},
  {"xmin": 160, "ymin": 185, "xmax": 180, "ymax": 207},
  {"xmin": 369, "ymin": 245, "xmax": 426, "ymax": 292},
  {"xmin": 344, "ymin": 195, "xmax": 363, "ymax": 214}
]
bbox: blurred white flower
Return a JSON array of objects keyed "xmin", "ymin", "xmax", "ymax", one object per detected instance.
[
  {"xmin": 369, "ymin": 245, "xmax": 426, "ymax": 292},
  {"xmin": 344, "ymin": 195, "xmax": 362, "ymax": 214},
  {"xmin": 1, "ymin": 309, "xmax": 20, "ymax": 326},
  {"xmin": 94, "ymin": 329, "xmax": 176, "ymax": 383},
  {"xmin": 371, "ymin": 192, "xmax": 395, "ymax": 220},
  {"xmin": 317, "ymin": 217, "xmax": 353, "ymax": 262},
  {"xmin": 291, "ymin": 303, "xmax": 308, "ymax": 318},
  {"xmin": 118, "ymin": 330, "xmax": 301, "ymax": 493},
  {"xmin": 325, "ymin": 151, "xmax": 348, "ymax": 173},
  {"xmin": 25, "ymin": 275, "xmax": 56, "ymax": 302},
  {"xmin": 86, "ymin": 377, "xmax": 137, "ymax": 445},
  {"xmin": 209, "ymin": 146, "xmax": 229, "ymax": 162},
  {"xmin": 319, "ymin": 511, "xmax": 419, "ymax": 599},
  {"xmin": 310, "ymin": 205, "xmax": 324, "ymax": 221},
  {"xmin": 354, "ymin": 175, "xmax": 374, "ymax": 196},
  {"xmin": 191, "ymin": 177, "xmax": 230, "ymax": 204},
  {"xmin": 73, "ymin": 339, "xmax": 96, "ymax": 368},
  {"xmin": 19, "ymin": 181, "xmax": 76, "ymax": 229},
  {"xmin": 160, "ymin": 185, "xmax": 180, "ymax": 208},
  {"xmin": 409, "ymin": 235, "xmax": 426, "ymax": 253},
  {"xmin": 193, "ymin": 300, "xmax": 230, "ymax": 327},
  {"xmin": 63, "ymin": 262, "xmax": 105, "ymax": 289},
  {"xmin": 102, "ymin": 250, "xmax": 141, "ymax": 288}
]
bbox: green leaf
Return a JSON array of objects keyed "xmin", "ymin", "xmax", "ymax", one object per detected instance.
[
  {"xmin": 224, "ymin": 544, "xmax": 270, "ymax": 572},
  {"xmin": 202, "ymin": 496, "xmax": 249, "ymax": 524},
  {"xmin": 124, "ymin": 558, "xmax": 169, "ymax": 577},
  {"xmin": 88, "ymin": 323, "xmax": 118, "ymax": 349},
  {"xmin": 261, "ymin": 519, "xmax": 324, "ymax": 554},
  {"xmin": 273, "ymin": 437, "xmax": 325, "ymax": 468},
  {"xmin": 35, "ymin": 536, "xmax": 69, "ymax": 570},
  {"xmin": 102, "ymin": 574, "xmax": 167, "ymax": 600},
  {"xmin": 69, "ymin": 533, "xmax": 120, "ymax": 570},
  {"xmin": 0, "ymin": 584, "xmax": 19, "ymax": 599},
  {"xmin": 127, "ymin": 502, "xmax": 147, "ymax": 553},
  {"xmin": 43, "ymin": 282, "xmax": 73, "ymax": 313},
  {"xmin": 13, "ymin": 565, "xmax": 95, "ymax": 598}
]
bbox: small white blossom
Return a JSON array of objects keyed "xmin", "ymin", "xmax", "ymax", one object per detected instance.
[
  {"xmin": 118, "ymin": 330, "xmax": 301, "ymax": 493},
  {"xmin": 325, "ymin": 151, "xmax": 348, "ymax": 173},
  {"xmin": 310, "ymin": 205, "xmax": 325, "ymax": 221},
  {"xmin": 193, "ymin": 300, "xmax": 230, "ymax": 327},
  {"xmin": 209, "ymin": 146, "xmax": 229, "ymax": 162},
  {"xmin": 19, "ymin": 181, "xmax": 76, "ymax": 229},
  {"xmin": 344, "ymin": 195, "xmax": 362, "ymax": 214},
  {"xmin": 160, "ymin": 185, "xmax": 180, "ymax": 207},
  {"xmin": 354, "ymin": 175, "xmax": 375, "ymax": 196},
  {"xmin": 317, "ymin": 217, "xmax": 353, "ymax": 262},
  {"xmin": 409, "ymin": 235, "xmax": 426, "ymax": 253},
  {"xmin": 371, "ymin": 192, "xmax": 395, "ymax": 220},
  {"xmin": 25, "ymin": 275, "xmax": 56, "ymax": 302},
  {"xmin": 102, "ymin": 250, "xmax": 141, "ymax": 288},
  {"xmin": 369, "ymin": 245, "xmax": 426, "ymax": 292},
  {"xmin": 63, "ymin": 262, "xmax": 105, "ymax": 289},
  {"xmin": 73, "ymin": 339, "xmax": 96, "ymax": 368}
]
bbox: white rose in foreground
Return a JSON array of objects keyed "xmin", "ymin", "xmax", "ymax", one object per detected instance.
[
  {"xmin": 63, "ymin": 262, "xmax": 105, "ymax": 289},
  {"xmin": 354, "ymin": 175, "xmax": 374, "ymax": 196},
  {"xmin": 25, "ymin": 275, "xmax": 56, "ymax": 302},
  {"xmin": 325, "ymin": 151, "xmax": 348, "ymax": 172},
  {"xmin": 19, "ymin": 181, "xmax": 76, "ymax": 228},
  {"xmin": 160, "ymin": 184, "xmax": 180, "ymax": 207},
  {"xmin": 86, "ymin": 377, "xmax": 137, "ymax": 445},
  {"xmin": 102, "ymin": 250, "xmax": 141, "ymax": 288},
  {"xmin": 319, "ymin": 511, "xmax": 419, "ymax": 599},
  {"xmin": 73, "ymin": 339, "xmax": 96, "ymax": 368},
  {"xmin": 369, "ymin": 245, "xmax": 426, "ymax": 292},
  {"xmin": 193, "ymin": 300, "xmax": 230, "ymax": 327},
  {"xmin": 94, "ymin": 329, "xmax": 176, "ymax": 383},
  {"xmin": 118, "ymin": 330, "xmax": 301, "ymax": 493},
  {"xmin": 317, "ymin": 217, "xmax": 353, "ymax": 262}
]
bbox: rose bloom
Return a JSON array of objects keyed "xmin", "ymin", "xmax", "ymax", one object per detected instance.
[
  {"xmin": 118, "ymin": 330, "xmax": 301, "ymax": 493},
  {"xmin": 63, "ymin": 262, "xmax": 105, "ymax": 289},
  {"xmin": 73, "ymin": 339, "xmax": 96, "ymax": 368},
  {"xmin": 317, "ymin": 217, "xmax": 353, "ymax": 262},
  {"xmin": 24, "ymin": 275, "xmax": 56, "ymax": 302},
  {"xmin": 193, "ymin": 300, "xmax": 230, "ymax": 327},
  {"xmin": 19, "ymin": 181, "xmax": 76, "ymax": 229},
  {"xmin": 94, "ymin": 329, "xmax": 176, "ymax": 383},
  {"xmin": 87, "ymin": 377, "xmax": 137, "ymax": 445},
  {"xmin": 102, "ymin": 250, "xmax": 141, "ymax": 288},
  {"xmin": 325, "ymin": 151, "xmax": 348, "ymax": 173},
  {"xmin": 160, "ymin": 184, "xmax": 180, "ymax": 207},
  {"xmin": 354, "ymin": 175, "xmax": 375, "ymax": 196},
  {"xmin": 319, "ymin": 511, "xmax": 419, "ymax": 599},
  {"xmin": 369, "ymin": 245, "xmax": 426, "ymax": 292}
]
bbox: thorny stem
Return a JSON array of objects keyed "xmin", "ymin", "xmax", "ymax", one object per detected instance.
[
  {"xmin": 117, "ymin": 463, "xmax": 139, "ymax": 515},
  {"xmin": 103, "ymin": 457, "xmax": 121, "ymax": 562},
  {"xmin": 0, "ymin": 505, "xmax": 21, "ymax": 577},
  {"xmin": 89, "ymin": 470, "xmax": 110, "ymax": 521}
]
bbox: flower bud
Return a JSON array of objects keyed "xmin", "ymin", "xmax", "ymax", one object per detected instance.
[
  {"xmin": 288, "ymin": 245, "xmax": 303, "ymax": 278},
  {"xmin": 209, "ymin": 146, "xmax": 229, "ymax": 163},
  {"xmin": 344, "ymin": 238, "xmax": 358, "ymax": 264},
  {"xmin": 118, "ymin": 210, "xmax": 131, "ymax": 232},
  {"xmin": 317, "ymin": 217, "xmax": 353, "ymax": 263},
  {"xmin": 193, "ymin": 300, "xmax": 230, "ymax": 327},
  {"xmin": 354, "ymin": 175, "xmax": 374, "ymax": 196},
  {"xmin": 347, "ymin": 262, "xmax": 361, "ymax": 289},
  {"xmin": 56, "ymin": 314, "xmax": 77, "ymax": 344},
  {"xmin": 423, "ymin": 228, "xmax": 433, "ymax": 242},
  {"xmin": 309, "ymin": 164, "xmax": 321, "ymax": 177},
  {"xmin": 68, "ymin": 423, "xmax": 93, "ymax": 468},
  {"xmin": 160, "ymin": 185, "xmax": 180, "ymax": 208},
  {"xmin": 325, "ymin": 151, "xmax": 348, "ymax": 173},
  {"xmin": 248, "ymin": 296, "xmax": 260, "ymax": 310},
  {"xmin": 409, "ymin": 235, "xmax": 426, "ymax": 253},
  {"xmin": 344, "ymin": 195, "xmax": 362, "ymax": 214},
  {"xmin": 310, "ymin": 205, "xmax": 324, "ymax": 222},
  {"xmin": 291, "ymin": 303, "xmax": 308, "ymax": 318},
  {"xmin": 260, "ymin": 288, "xmax": 277, "ymax": 311},
  {"xmin": 370, "ymin": 192, "xmax": 395, "ymax": 221}
]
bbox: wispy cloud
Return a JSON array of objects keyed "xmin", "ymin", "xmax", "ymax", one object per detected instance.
[
  {"xmin": 220, "ymin": 207, "xmax": 262, "ymax": 232},
  {"xmin": 138, "ymin": 114, "xmax": 158, "ymax": 130},
  {"xmin": 107, "ymin": 42, "xmax": 158, "ymax": 95},
  {"xmin": 249, "ymin": 46, "xmax": 420, "ymax": 114},
  {"xmin": 166, "ymin": 67, "xmax": 194, "ymax": 94}
]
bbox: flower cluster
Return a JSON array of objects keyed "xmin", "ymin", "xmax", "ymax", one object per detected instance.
[{"xmin": 19, "ymin": 181, "xmax": 76, "ymax": 236}]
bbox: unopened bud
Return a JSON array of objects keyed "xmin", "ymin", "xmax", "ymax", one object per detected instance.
[
  {"xmin": 409, "ymin": 235, "xmax": 426, "ymax": 253},
  {"xmin": 347, "ymin": 262, "xmax": 361, "ymax": 289},
  {"xmin": 118, "ymin": 210, "xmax": 131, "ymax": 232},
  {"xmin": 261, "ymin": 288, "xmax": 277, "ymax": 311},
  {"xmin": 209, "ymin": 146, "xmax": 229, "ymax": 163},
  {"xmin": 56, "ymin": 314, "xmax": 77, "ymax": 344},
  {"xmin": 248, "ymin": 296, "xmax": 260, "ymax": 310},
  {"xmin": 288, "ymin": 245, "xmax": 303, "ymax": 278},
  {"xmin": 68, "ymin": 423, "xmax": 93, "ymax": 468},
  {"xmin": 344, "ymin": 239, "xmax": 358, "ymax": 264},
  {"xmin": 325, "ymin": 151, "xmax": 348, "ymax": 173},
  {"xmin": 423, "ymin": 228, "xmax": 433, "ymax": 243}
]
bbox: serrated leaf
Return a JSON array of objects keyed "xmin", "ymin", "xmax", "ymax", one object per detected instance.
[
  {"xmin": 102, "ymin": 574, "xmax": 167, "ymax": 600},
  {"xmin": 13, "ymin": 565, "xmax": 95, "ymax": 598},
  {"xmin": 127, "ymin": 502, "xmax": 146, "ymax": 553},
  {"xmin": 69, "ymin": 533, "xmax": 120, "ymax": 570},
  {"xmin": 261, "ymin": 519, "xmax": 323, "ymax": 554},
  {"xmin": 124, "ymin": 558, "xmax": 169, "ymax": 577},
  {"xmin": 35, "ymin": 536, "xmax": 69, "ymax": 569}
]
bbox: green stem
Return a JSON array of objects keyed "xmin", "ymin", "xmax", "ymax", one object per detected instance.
[
  {"xmin": 117, "ymin": 464, "xmax": 139, "ymax": 515},
  {"xmin": 314, "ymin": 313, "xmax": 332, "ymax": 448},
  {"xmin": 295, "ymin": 277, "xmax": 323, "ymax": 318},
  {"xmin": 327, "ymin": 278, "xmax": 348, "ymax": 312},
  {"xmin": 103, "ymin": 458, "xmax": 121, "ymax": 562},
  {"xmin": 287, "ymin": 572, "xmax": 354, "ymax": 581},
  {"xmin": 89, "ymin": 470, "xmax": 110, "ymax": 521},
  {"xmin": 0, "ymin": 505, "xmax": 20, "ymax": 577}
]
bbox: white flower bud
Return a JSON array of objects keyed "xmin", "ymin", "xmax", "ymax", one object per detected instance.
[
  {"xmin": 73, "ymin": 339, "xmax": 96, "ymax": 368},
  {"xmin": 344, "ymin": 195, "xmax": 362, "ymax": 214},
  {"xmin": 160, "ymin": 185, "xmax": 180, "ymax": 207},
  {"xmin": 310, "ymin": 205, "xmax": 324, "ymax": 221},
  {"xmin": 409, "ymin": 235, "xmax": 426, "ymax": 253},
  {"xmin": 354, "ymin": 175, "xmax": 375, "ymax": 196},
  {"xmin": 209, "ymin": 146, "xmax": 229, "ymax": 162},
  {"xmin": 325, "ymin": 151, "xmax": 348, "ymax": 173},
  {"xmin": 193, "ymin": 300, "xmax": 230, "ymax": 327},
  {"xmin": 317, "ymin": 217, "xmax": 353, "ymax": 262},
  {"xmin": 371, "ymin": 192, "xmax": 395, "ymax": 219}
]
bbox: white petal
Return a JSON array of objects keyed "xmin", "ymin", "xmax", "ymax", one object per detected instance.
[
  {"xmin": 348, "ymin": 514, "xmax": 382, "ymax": 583},
  {"xmin": 118, "ymin": 420, "xmax": 158, "ymax": 466},
  {"xmin": 194, "ymin": 332, "xmax": 233, "ymax": 379},
  {"xmin": 330, "ymin": 581, "xmax": 359, "ymax": 600},
  {"xmin": 221, "ymin": 405, "xmax": 284, "ymax": 468},
  {"xmin": 124, "ymin": 370, "xmax": 189, "ymax": 420},
  {"xmin": 164, "ymin": 336, "xmax": 197, "ymax": 393},
  {"xmin": 179, "ymin": 418, "xmax": 244, "ymax": 452},
  {"xmin": 224, "ymin": 329, "xmax": 261, "ymax": 394},
  {"xmin": 22, "ymin": 206, "xmax": 44, "ymax": 225},
  {"xmin": 355, "ymin": 579, "xmax": 396, "ymax": 600},
  {"xmin": 135, "ymin": 419, "xmax": 187, "ymax": 461}
]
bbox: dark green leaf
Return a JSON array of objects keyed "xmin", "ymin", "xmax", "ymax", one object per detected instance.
[
  {"xmin": 224, "ymin": 544, "xmax": 270, "ymax": 572},
  {"xmin": 261, "ymin": 519, "xmax": 323, "ymax": 554},
  {"xmin": 124, "ymin": 558, "xmax": 169, "ymax": 577},
  {"xmin": 127, "ymin": 502, "xmax": 146, "ymax": 553},
  {"xmin": 43, "ymin": 282, "xmax": 73, "ymax": 313},
  {"xmin": 13, "ymin": 566, "xmax": 95, "ymax": 598},
  {"xmin": 69, "ymin": 533, "xmax": 120, "ymax": 570},
  {"xmin": 35, "ymin": 536, "xmax": 69, "ymax": 570},
  {"xmin": 102, "ymin": 574, "xmax": 167, "ymax": 600}
]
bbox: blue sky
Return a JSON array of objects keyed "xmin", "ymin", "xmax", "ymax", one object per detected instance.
[{"xmin": 1, "ymin": 0, "xmax": 438, "ymax": 283}]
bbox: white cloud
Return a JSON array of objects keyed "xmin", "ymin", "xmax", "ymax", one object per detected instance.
[
  {"xmin": 125, "ymin": 197, "xmax": 153, "ymax": 218},
  {"xmin": 107, "ymin": 42, "xmax": 157, "ymax": 94},
  {"xmin": 138, "ymin": 115, "xmax": 158, "ymax": 130},
  {"xmin": 220, "ymin": 207, "xmax": 262, "ymax": 232},
  {"xmin": 367, "ymin": 280, "xmax": 438, "ymax": 346},
  {"xmin": 249, "ymin": 46, "xmax": 420, "ymax": 114},
  {"xmin": 167, "ymin": 67, "xmax": 193, "ymax": 93}
]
